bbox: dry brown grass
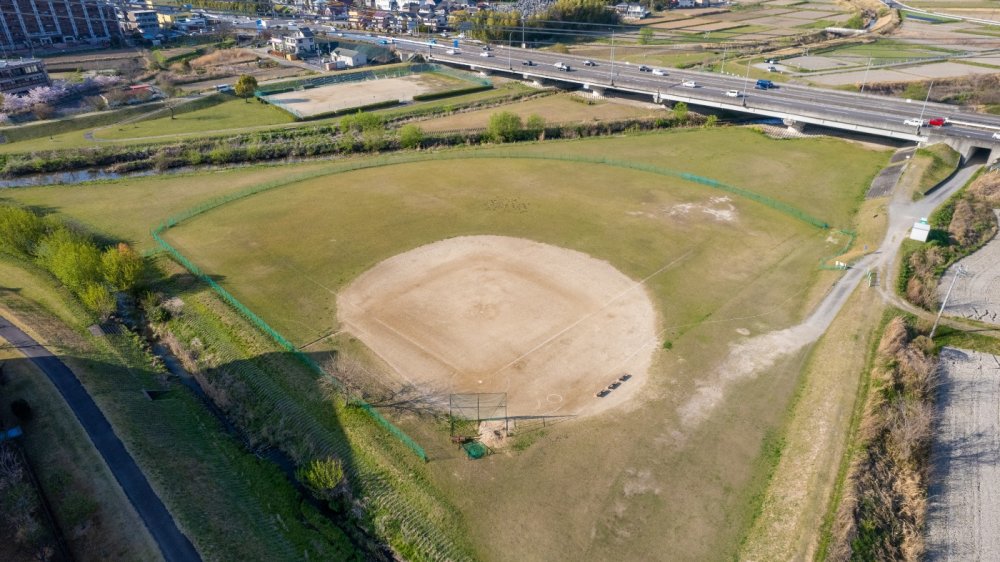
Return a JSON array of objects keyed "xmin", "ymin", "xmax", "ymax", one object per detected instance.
[
  {"xmin": 191, "ymin": 49, "xmax": 258, "ymax": 68},
  {"xmin": 967, "ymin": 169, "xmax": 1000, "ymax": 205},
  {"xmin": 829, "ymin": 315, "xmax": 937, "ymax": 561}
]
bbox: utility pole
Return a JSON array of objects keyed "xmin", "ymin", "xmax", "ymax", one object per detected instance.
[
  {"xmin": 720, "ymin": 45, "xmax": 727, "ymax": 74},
  {"xmin": 741, "ymin": 57, "xmax": 751, "ymax": 102},
  {"xmin": 930, "ymin": 264, "xmax": 965, "ymax": 339},
  {"xmin": 508, "ymin": 31, "xmax": 513, "ymax": 70}
]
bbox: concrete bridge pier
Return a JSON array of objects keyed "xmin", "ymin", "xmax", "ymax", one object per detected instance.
[
  {"xmin": 587, "ymin": 85, "xmax": 606, "ymax": 99},
  {"xmin": 783, "ymin": 119, "xmax": 807, "ymax": 133}
]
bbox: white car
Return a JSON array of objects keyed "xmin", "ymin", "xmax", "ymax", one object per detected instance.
[
  {"xmin": 725, "ymin": 89, "xmax": 741, "ymax": 97},
  {"xmin": 480, "ymin": 51, "xmax": 491, "ymax": 57},
  {"xmin": 681, "ymin": 80, "xmax": 697, "ymax": 88},
  {"xmin": 446, "ymin": 49, "xmax": 458, "ymax": 55},
  {"xmin": 583, "ymin": 60, "xmax": 596, "ymax": 66},
  {"xmin": 992, "ymin": 132, "xmax": 1000, "ymax": 140},
  {"xmin": 652, "ymin": 68, "xmax": 666, "ymax": 76},
  {"xmin": 903, "ymin": 118, "xmax": 924, "ymax": 126}
]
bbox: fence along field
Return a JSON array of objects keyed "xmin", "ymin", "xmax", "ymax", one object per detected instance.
[{"xmin": 157, "ymin": 130, "xmax": 888, "ymax": 560}]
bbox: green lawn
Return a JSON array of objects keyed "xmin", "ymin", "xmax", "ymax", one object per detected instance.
[{"xmin": 93, "ymin": 97, "xmax": 296, "ymax": 141}]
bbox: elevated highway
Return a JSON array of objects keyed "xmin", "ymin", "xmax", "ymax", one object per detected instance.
[{"xmin": 379, "ymin": 36, "xmax": 1000, "ymax": 160}]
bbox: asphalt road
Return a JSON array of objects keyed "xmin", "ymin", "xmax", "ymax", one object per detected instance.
[
  {"xmin": 0, "ymin": 315, "xmax": 201, "ymax": 562},
  {"xmin": 378, "ymin": 35, "xmax": 1000, "ymax": 145}
]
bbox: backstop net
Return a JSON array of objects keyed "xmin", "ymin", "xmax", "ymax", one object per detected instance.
[{"xmin": 449, "ymin": 393, "xmax": 507, "ymax": 436}]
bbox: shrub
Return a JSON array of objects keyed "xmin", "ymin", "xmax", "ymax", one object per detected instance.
[
  {"xmin": 399, "ymin": 124, "xmax": 424, "ymax": 149},
  {"xmin": 10, "ymin": 398, "xmax": 33, "ymax": 422},
  {"xmin": 296, "ymin": 457, "xmax": 345, "ymax": 501},
  {"xmin": 487, "ymin": 111, "xmax": 522, "ymax": 143}
]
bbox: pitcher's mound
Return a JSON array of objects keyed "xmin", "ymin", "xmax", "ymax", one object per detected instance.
[{"xmin": 337, "ymin": 235, "xmax": 658, "ymax": 417}]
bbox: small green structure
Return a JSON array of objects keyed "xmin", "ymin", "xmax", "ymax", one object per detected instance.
[{"xmin": 462, "ymin": 441, "xmax": 489, "ymax": 460}]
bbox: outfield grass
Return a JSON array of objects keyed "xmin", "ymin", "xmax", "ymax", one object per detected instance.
[
  {"xmin": 150, "ymin": 129, "xmax": 888, "ymax": 561},
  {"xmin": 93, "ymin": 97, "xmax": 296, "ymax": 141}
]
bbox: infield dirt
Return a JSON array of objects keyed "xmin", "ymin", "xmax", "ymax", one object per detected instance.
[{"xmin": 337, "ymin": 235, "xmax": 658, "ymax": 417}]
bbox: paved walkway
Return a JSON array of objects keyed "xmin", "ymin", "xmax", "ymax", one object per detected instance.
[{"xmin": 0, "ymin": 315, "xmax": 201, "ymax": 562}]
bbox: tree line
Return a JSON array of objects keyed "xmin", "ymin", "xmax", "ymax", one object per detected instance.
[{"xmin": 0, "ymin": 205, "xmax": 145, "ymax": 320}]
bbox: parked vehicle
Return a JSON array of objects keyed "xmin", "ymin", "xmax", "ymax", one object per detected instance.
[
  {"xmin": 767, "ymin": 66, "xmax": 778, "ymax": 72},
  {"xmin": 755, "ymin": 79, "xmax": 775, "ymax": 90}
]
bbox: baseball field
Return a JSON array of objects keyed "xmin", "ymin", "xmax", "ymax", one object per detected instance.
[{"xmin": 131, "ymin": 128, "xmax": 890, "ymax": 559}]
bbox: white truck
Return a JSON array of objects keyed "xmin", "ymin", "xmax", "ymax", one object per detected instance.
[{"xmin": 554, "ymin": 61, "xmax": 570, "ymax": 71}]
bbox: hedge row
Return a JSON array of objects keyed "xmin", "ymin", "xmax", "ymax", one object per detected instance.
[{"xmin": 411, "ymin": 84, "xmax": 493, "ymax": 102}]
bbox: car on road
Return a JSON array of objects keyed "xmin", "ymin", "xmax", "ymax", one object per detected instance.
[
  {"xmin": 480, "ymin": 51, "xmax": 492, "ymax": 57},
  {"xmin": 638, "ymin": 65, "xmax": 652, "ymax": 72},
  {"xmin": 725, "ymin": 89, "xmax": 741, "ymax": 97},
  {"xmin": 681, "ymin": 80, "xmax": 697, "ymax": 88},
  {"xmin": 652, "ymin": 68, "xmax": 666, "ymax": 76},
  {"xmin": 554, "ymin": 61, "xmax": 570, "ymax": 71},
  {"xmin": 755, "ymin": 79, "xmax": 775, "ymax": 90},
  {"xmin": 584, "ymin": 60, "xmax": 597, "ymax": 66},
  {"xmin": 928, "ymin": 117, "xmax": 947, "ymax": 127},
  {"xmin": 522, "ymin": 60, "xmax": 535, "ymax": 66},
  {"xmin": 767, "ymin": 66, "xmax": 778, "ymax": 72},
  {"xmin": 993, "ymin": 132, "xmax": 1000, "ymax": 140},
  {"xmin": 903, "ymin": 118, "xmax": 924, "ymax": 126},
  {"xmin": 482, "ymin": 45, "xmax": 491, "ymax": 51},
  {"xmin": 446, "ymin": 49, "xmax": 458, "ymax": 55}
]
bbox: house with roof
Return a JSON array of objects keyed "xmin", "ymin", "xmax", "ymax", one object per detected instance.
[
  {"xmin": 269, "ymin": 27, "xmax": 316, "ymax": 54},
  {"xmin": 333, "ymin": 48, "xmax": 368, "ymax": 67}
]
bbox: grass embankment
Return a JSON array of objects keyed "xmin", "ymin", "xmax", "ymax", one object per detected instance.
[
  {"xmin": 826, "ymin": 315, "xmax": 938, "ymax": 561},
  {"xmin": 0, "ymin": 260, "xmax": 363, "ymax": 560},
  {"xmin": 0, "ymin": 103, "xmax": 165, "ymax": 145},
  {"xmin": 899, "ymin": 169, "xmax": 999, "ymax": 309},
  {"xmin": 0, "ymin": 345, "xmax": 161, "ymax": 561},
  {"xmin": 94, "ymin": 96, "xmax": 295, "ymax": 141},
  {"xmin": 897, "ymin": 143, "xmax": 960, "ymax": 200},
  {"xmin": 741, "ymin": 206, "xmax": 890, "ymax": 559}
]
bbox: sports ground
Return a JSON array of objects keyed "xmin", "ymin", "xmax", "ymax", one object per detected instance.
[
  {"xmin": 5, "ymin": 127, "xmax": 890, "ymax": 561},
  {"xmin": 263, "ymin": 73, "xmax": 462, "ymax": 117}
]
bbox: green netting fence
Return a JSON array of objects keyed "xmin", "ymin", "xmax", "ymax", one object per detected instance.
[
  {"xmin": 152, "ymin": 150, "xmax": 832, "ymax": 463},
  {"xmin": 255, "ymin": 62, "xmax": 489, "ymax": 96}
]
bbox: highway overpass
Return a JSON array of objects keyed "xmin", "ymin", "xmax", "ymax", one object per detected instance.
[{"xmin": 379, "ymin": 36, "xmax": 1000, "ymax": 161}]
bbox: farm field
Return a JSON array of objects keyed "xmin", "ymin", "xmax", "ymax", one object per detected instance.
[{"xmin": 142, "ymin": 128, "xmax": 890, "ymax": 560}]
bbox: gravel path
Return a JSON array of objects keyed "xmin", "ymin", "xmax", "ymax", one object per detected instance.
[{"xmin": 926, "ymin": 347, "xmax": 1000, "ymax": 562}]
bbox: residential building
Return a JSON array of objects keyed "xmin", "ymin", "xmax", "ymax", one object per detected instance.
[
  {"xmin": 333, "ymin": 48, "xmax": 367, "ymax": 67},
  {"xmin": 126, "ymin": 10, "xmax": 160, "ymax": 39},
  {"xmin": 0, "ymin": 0, "xmax": 123, "ymax": 51},
  {"xmin": 0, "ymin": 58, "xmax": 51, "ymax": 95},
  {"xmin": 269, "ymin": 27, "xmax": 316, "ymax": 54},
  {"xmin": 614, "ymin": 3, "xmax": 650, "ymax": 19}
]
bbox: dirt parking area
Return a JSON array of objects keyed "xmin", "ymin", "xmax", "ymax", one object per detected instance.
[
  {"xmin": 264, "ymin": 74, "xmax": 452, "ymax": 118},
  {"xmin": 941, "ymin": 211, "xmax": 1000, "ymax": 325},
  {"xmin": 926, "ymin": 347, "xmax": 1000, "ymax": 561},
  {"xmin": 337, "ymin": 235, "xmax": 658, "ymax": 418}
]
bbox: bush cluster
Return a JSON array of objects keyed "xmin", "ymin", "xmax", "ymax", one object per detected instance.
[
  {"xmin": 0, "ymin": 205, "xmax": 144, "ymax": 319},
  {"xmin": 831, "ymin": 317, "xmax": 937, "ymax": 561},
  {"xmin": 899, "ymin": 172, "xmax": 998, "ymax": 309}
]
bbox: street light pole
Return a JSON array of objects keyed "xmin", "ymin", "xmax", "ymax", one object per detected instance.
[
  {"xmin": 610, "ymin": 28, "xmax": 615, "ymax": 86},
  {"xmin": 930, "ymin": 264, "xmax": 964, "ymax": 339},
  {"xmin": 721, "ymin": 45, "xmax": 727, "ymax": 74},
  {"xmin": 860, "ymin": 56, "xmax": 872, "ymax": 93},
  {"xmin": 918, "ymin": 81, "xmax": 934, "ymax": 122},
  {"xmin": 741, "ymin": 57, "xmax": 751, "ymax": 102},
  {"xmin": 508, "ymin": 31, "xmax": 513, "ymax": 70}
]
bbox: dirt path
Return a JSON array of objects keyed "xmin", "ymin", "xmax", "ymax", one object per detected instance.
[{"xmin": 926, "ymin": 347, "xmax": 1000, "ymax": 561}]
